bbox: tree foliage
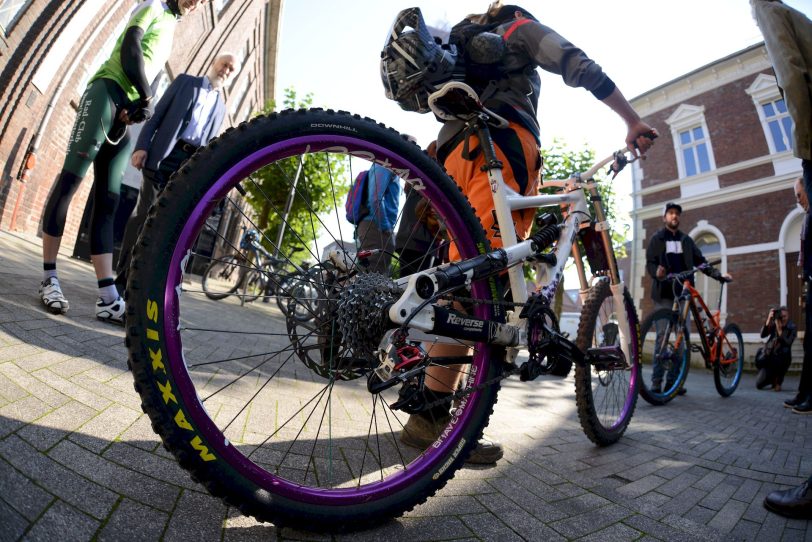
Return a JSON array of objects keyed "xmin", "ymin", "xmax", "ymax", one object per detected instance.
[
  {"xmin": 539, "ymin": 139, "xmax": 626, "ymax": 256},
  {"xmin": 534, "ymin": 139, "xmax": 628, "ymax": 314},
  {"xmin": 241, "ymin": 88, "xmax": 348, "ymax": 258}
]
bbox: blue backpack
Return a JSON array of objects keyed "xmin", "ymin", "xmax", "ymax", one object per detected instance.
[{"xmin": 345, "ymin": 169, "xmax": 370, "ymax": 225}]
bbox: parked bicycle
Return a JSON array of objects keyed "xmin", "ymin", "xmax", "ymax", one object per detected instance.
[
  {"xmin": 125, "ymin": 82, "xmax": 651, "ymax": 530},
  {"xmin": 639, "ymin": 260, "xmax": 744, "ymax": 404},
  {"xmin": 201, "ymin": 225, "xmax": 317, "ymax": 321}
]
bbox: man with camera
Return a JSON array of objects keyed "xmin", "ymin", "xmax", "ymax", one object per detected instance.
[{"xmin": 756, "ymin": 306, "xmax": 797, "ymax": 392}]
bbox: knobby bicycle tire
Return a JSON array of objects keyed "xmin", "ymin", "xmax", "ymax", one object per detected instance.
[
  {"xmin": 573, "ymin": 279, "xmax": 640, "ymax": 445},
  {"xmin": 714, "ymin": 322, "xmax": 743, "ymax": 397},
  {"xmin": 638, "ymin": 308, "xmax": 691, "ymax": 406},
  {"xmin": 125, "ymin": 109, "xmax": 507, "ymax": 531}
]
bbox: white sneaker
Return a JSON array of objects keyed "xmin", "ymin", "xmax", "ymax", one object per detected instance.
[
  {"xmin": 39, "ymin": 277, "xmax": 69, "ymax": 314},
  {"xmin": 96, "ymin": 296, "xmax": 125, "ymax": 325}
]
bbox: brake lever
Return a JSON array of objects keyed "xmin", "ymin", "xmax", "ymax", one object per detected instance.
[{"xmin": 609, "ymin": 151, "xmax": 629, "ymax": 180}]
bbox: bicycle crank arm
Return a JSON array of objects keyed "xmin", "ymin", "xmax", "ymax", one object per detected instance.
[{"xmin": 585, "ymin": 346, "xmax": 626, "ymax": 371}]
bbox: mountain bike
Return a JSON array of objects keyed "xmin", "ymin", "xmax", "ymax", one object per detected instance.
[
  {"xmin": 125, "ymin": 82, "xmax": 647, "ymax": 530},
  {"xmin": 201, "ymin": 225, "xmax": 316, "ymax": 320},
  {"xmin": 639, "ymin": 261, "xmax": 744, "ymax": 405}
]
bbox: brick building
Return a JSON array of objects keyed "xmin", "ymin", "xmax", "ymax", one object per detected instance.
[
  {"xmin": 629, "ymin": 43, "xmax": 805, "ymax": 362},
  {"xmin": 0, "ymin": 0, "xmax": 283, "ymax": 259}
]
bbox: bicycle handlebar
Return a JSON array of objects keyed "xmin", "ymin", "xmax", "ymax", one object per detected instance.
[
  {"xmin": 544, "ymin": 132, "xmax": 658, "ymax": 186},
  {"xmin": 666, "ymin": 259, "xmax": 727, "ymax": 283}
]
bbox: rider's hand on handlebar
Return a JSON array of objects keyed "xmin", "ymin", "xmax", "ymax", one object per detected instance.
[{"xmin": 626, "ymin": 121, "xmax": 658, "ymax": 159}]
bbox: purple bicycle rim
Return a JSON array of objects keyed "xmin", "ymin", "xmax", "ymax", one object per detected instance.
[
  {"xmin": 611, "ymin": 302, "xmax": 639, "ymax": 430},
  {"xmin": 163, "ymin": 134, "xmax": 492, "ymax": 505}
]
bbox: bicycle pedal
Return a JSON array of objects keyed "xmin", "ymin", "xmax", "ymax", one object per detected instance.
[
  {"xmin": 585, "ymin": 346, "xmax": 624, "ymax": 371},
  {"xmin": 690, "ymin": 344, "xmax": 702, "ymax": 353}
]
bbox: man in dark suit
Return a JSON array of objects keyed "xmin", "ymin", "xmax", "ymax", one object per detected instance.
[{"xmin": 116, "ymin": 52, "xmax": 237, "ymax": 289}]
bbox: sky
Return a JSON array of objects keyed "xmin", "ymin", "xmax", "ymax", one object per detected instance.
[{"xmin": 274, "ymin": 0, "xmax": 812, "ymax": 231}]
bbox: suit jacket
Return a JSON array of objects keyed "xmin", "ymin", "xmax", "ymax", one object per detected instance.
[
  {"xmin": 135, "ymin": 73, "xmax": 226, "ymax": 171},
  {"xmin": 752, "ymin": 0, "xmax": 812, "ymax": 160}
]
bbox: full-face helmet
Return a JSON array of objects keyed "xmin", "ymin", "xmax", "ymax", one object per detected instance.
[{"xmin": 380, "ymin": 7, "xmax": 461, "ymax": 113}]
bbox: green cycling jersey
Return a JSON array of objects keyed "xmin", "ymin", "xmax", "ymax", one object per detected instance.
[{"xmin": 90, "ymin": 0, "xmax": 177, "ymax": 102}]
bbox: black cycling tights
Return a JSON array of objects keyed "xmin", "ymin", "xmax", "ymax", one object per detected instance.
[{"xmin": 42, "ymin": 78, "xmax": 133, "ymax": 254}]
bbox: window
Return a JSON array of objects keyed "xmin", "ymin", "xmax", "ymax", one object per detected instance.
[
  {"xmin": 0, "ymin": 0, "xmax": 30, "ymax": 34},
  {"xmin": 229, "ymin": 76, "xmax": 250, "ymax": 117},
  {"xmin": 679, "ymin": 126, "xmax": 712, "ymax": 177},
  {"xmin": 761, "ymin": 98, "xmax": 794, "ymax": 153},
  {"xmin": 747, "ymin": 73, "xmax": 796, "ymax": 155},
  {"xmin": 213, "ymin": 0, "xmax": 232, "ymax": 15},
  {"xmin": 32, "ymin": 0, "xmax": 116, "ymax": 93},
  {"xmin": 665, "ymin": 104, "xmax": 717, "ymax": 180},
  {"xmin": 229, "ymin": 39, "xmax": 250, "ymax": 92}
]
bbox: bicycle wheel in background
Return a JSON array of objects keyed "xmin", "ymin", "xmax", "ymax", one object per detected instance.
[
  {"xmin": 240, "ymin": 269, "xmax": 264, "ymax": 303},
  {"xmin": 574, "ymin": 279, "xmax": 640, "ymax": 446},
  {"xmin": 125, "ymin": 109, "xmax": 506, "ymax": 530},
  {"xmin": 714, "ymin": 322, "xmax": 744, "ymax": 396},
  {"xmin": 276, "ymin": 268, "xmax": 319, "ymax": 322},
  {"xmin": 638, "ymin": 309, "xmax": 691, "ymax": 406},
  {"xmin": 201, "ymin": 254, "xmax": 242, "ymax": 300}
]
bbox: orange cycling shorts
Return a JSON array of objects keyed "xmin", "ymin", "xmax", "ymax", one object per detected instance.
[{"xmin": 444, "ymin": 121, "xmax": 541, "ymax": 260}]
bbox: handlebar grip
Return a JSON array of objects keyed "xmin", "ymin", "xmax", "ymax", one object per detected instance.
[{"xmin": 632, "ymin": 130, "xmax": 658, "ymax": 149}]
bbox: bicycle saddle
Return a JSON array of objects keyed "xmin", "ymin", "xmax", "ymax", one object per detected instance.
[{"xmin": 428, "ymin": 82, "xmax": 508, "ymax": 128}]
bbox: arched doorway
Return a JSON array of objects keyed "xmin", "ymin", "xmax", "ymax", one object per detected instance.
[{"xmin": 783, "ymin": 212, "xmax": 805, "ymax": 332}]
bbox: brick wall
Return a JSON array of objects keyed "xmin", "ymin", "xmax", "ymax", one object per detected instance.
[
  {"xmin": 727, "ymin": 251, "xmax": 780, "ymax": 327},
  {"xmin": 638, "ymin": 69, "xmax": 774, "ymax": 190},
  {"xmin": 639, "ymin": 181, "xmax": 795, "ymax": 333}
]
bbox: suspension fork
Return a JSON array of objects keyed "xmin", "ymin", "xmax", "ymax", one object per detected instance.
[{"xmin": 581, "ymin": 180, "xmax": 633, "ymax": 363}]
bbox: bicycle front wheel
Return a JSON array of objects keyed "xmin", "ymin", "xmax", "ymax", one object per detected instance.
[
  {"xmin": 201, "ymin": 254, "xmax": 243, "ymax": 300},
  {"xmin": 574, "ymin": 279, "xmax": 640, "ymax": 446},
  {"xmin": 714, "ymin": 322, "xmax": 743, "ymax": 397},
  {"xmin": 125, "ymin": 109, "xmax": 506, "ymax": 530},
  {"xmin": 638, "ymin": 309, "xmax": 691, "ymax": 405}
]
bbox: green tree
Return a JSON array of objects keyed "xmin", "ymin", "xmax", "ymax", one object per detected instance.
[
  {"xmin": 535, "ymin": 139, "xmax": 627, "ymax": 314},
  {"xmin": 242, "ymin": 88, "xmax": 348, "ymax": 259},
  {"xmin": 539, "ymin": 138, "xmax": 626, "ymax": 255}
]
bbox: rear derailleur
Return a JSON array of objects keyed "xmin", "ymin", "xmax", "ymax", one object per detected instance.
[{"xmin": 366, "ymin": 331, "xmax": 431, "ymax": 414}]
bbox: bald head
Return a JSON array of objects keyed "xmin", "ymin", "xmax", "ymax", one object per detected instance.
[
  {"xmin": 208, "ymin": 53, "xmax": 238, "ymax": 89},
  {"xmin": 795, "ymin": 177, "xmax": 808, "ymax": 212}
]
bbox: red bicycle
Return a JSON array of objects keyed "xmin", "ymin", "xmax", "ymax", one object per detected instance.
[{"xmin": 639, "ymin": 261, "xmax": 744, "ymax": 405}]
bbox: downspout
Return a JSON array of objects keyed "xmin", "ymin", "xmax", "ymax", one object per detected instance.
[{"xmin": 9, "ymin": 4, "xmax": 122, "ymax": 230}]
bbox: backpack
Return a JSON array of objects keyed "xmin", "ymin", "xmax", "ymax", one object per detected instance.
[
  {"xmin": 345, "ymin": 169, "xmax": 370, "ymax": 225},
  {"xmin": 448, "ymin": 17, "xmax": 534, "ymax": 96},
  {"xmin": 380, "ymin": 7, "xmax": 533, "ymax": 113}
]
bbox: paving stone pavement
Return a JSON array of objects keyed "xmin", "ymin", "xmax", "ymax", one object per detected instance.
[{"xmin": 0, "ymin": 229, "xmax": 810, "ymax": 541}]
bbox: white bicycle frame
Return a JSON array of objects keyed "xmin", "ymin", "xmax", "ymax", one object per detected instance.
[{"xmin": 388, "ymin": 99, "xmax": 635, "ymax": 364}]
